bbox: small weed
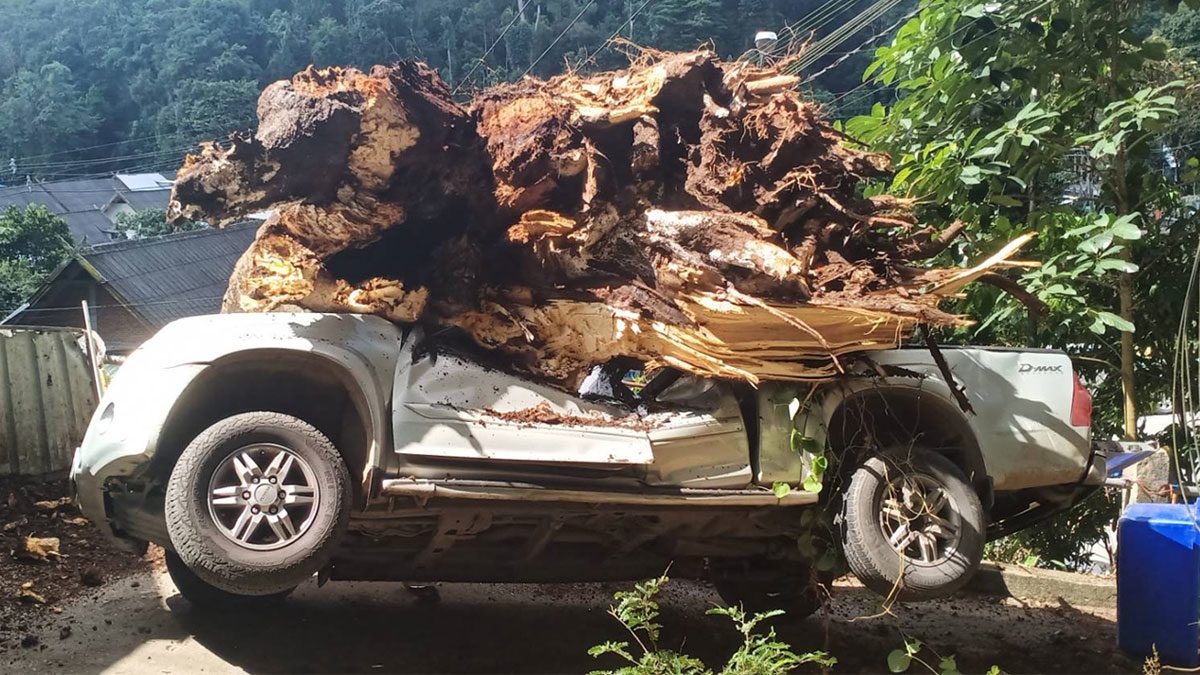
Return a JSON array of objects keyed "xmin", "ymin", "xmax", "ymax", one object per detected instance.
[
  {"xmin": 588, "ymin": 574, "xmax": 836, "ymax": 674},
  {"xmin": 886, "ymin": 636, "xmax": 1001, "ymax": 675}
]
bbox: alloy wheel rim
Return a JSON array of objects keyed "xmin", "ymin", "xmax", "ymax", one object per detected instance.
[
  {"xmin": 206, "ymin": 443, "xmax": 320, "ymax": 551},
  {"xmin": 877, "ymin": 472, "xmax": 961, "ymax": 566}
]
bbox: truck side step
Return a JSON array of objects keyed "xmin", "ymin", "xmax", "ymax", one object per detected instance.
[{"xmin": 378, "ymin": 478, "xmax": 817, "ymax": 507}]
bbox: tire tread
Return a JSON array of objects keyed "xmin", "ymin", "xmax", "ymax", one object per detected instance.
[
  {"xmin": 164, "ymin": 411, "xmax": 350, "ymax": 595},
  {"xmin": 840, "ymin": 448, "xmax": 984, "ymax": 602}
]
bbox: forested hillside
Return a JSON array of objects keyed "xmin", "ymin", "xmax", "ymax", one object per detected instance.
[{"xmin": 0, "ymin": 0, "xmax": 910, "ymax": 181}]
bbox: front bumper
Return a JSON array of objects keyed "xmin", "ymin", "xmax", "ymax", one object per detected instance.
[{"xmin": 70, "ymin": 363, "xmax": 206, "ymax": 542}]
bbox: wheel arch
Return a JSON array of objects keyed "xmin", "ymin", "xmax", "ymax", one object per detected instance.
[
  {"xmin": 824, "ymin": 386, "xmax": 991, "ymax": 508},
  {"xmin": 150, "ymin": 349, "xmax": 380, "ymax": 505}
]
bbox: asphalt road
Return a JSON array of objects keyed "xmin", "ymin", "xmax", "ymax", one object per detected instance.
[{"xmin": 4, "ymin": 569, "xmax": 1135, "ymax": 674}]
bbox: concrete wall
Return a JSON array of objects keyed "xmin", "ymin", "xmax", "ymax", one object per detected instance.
[{"xmin": 0, "ymin": 326, "xmax": 98, "ymax": 475}]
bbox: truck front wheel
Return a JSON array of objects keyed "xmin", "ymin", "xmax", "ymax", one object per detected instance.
[
  {"xmin": 165, "ymin": 550, "xmax": 294, "ymax": 608},
  {"xmin": 840, "ymin": 447, "xmax": 984, "ymax": 602},
  {"xmin": 164, "ymin": 412, "xmax": 351, "ymax": 595}
]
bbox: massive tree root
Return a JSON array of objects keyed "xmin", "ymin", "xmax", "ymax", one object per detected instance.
[{"xmin": 169, "ymin": 50, "xmax": 1031, "ymax": 388}]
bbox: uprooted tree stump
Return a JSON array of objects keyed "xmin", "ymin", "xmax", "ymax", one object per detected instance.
[{"xmin": 169, "ymin": 50, "xmax": 1032, "ymax": 388}]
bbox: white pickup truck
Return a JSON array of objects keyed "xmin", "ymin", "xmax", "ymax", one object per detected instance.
[{"xmin": 72, "ymin": 313, "xmax": 1105, "ymax": 615}]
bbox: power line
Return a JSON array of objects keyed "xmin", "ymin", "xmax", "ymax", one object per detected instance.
[
  {"xmin": 522, "ymin": 0, "xmax": 598, "ymax": 78},
  {"xmin": 748, "ymin": 0, "xmax": 855, "ymax": 61},
  {"xmin": 10, "ymin": 134, "xmax": 173, "ymax": 164},
  {"xmin": 452, "ymin": 7, "xmax": 526, "ymax": 95},
  {"xmin": 788, "ymin": 0, "xmax": 903, "ymax": 74},
  {"xmin": 1, "ymin": 157, "xmax": 185, "ymax": 189},
  {"xmin": 8, "ymin": 122, "xmax": 237, "ymax": 166},
  {"xmin": 581, "ymin": 0, "xmax": 656, "ymax": 67},
  {"xmin": 801, "ymin": 0, "xmax": 903, "ymax": 69},
  {"xmin": 15, "ymin": 144, "xmax": 198, "ymax": 172},
  {"xmin": 828, "ymin": 0, "xmax": 1055, "ymax": 110},
  {"xmin": 796, "ymin": 0, "xmax": 892, "ymax": 59},
  {"xmin": 799, "ymin": 5, "xmax": 921, "ymax": 82},
  {"xmin": 12, "ymin": 295, "xmax": 226, "ymax": 315}
]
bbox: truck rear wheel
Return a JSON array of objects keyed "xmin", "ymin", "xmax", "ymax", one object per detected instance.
[
  {"xmin": 840, "ymin": 447, "xmax": 984, "ymax": 601},
  {"xmin": 164, "ymin": 412, "xmax": 351, "ymax": 595}
]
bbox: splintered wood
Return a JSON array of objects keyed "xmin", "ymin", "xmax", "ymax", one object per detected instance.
[{"xmin": 169, "ymin": 51, "xmax": 1032, "ymax": 387}]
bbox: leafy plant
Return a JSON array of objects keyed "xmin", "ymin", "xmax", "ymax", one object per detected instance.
[
  {"xmin": 112, "ymin": 208, "xmax": 206, "ymax": 240},
  {"xmin": 588, "ymin": 574, "xmax": 836, "ymax": 675},
  {"xmin": 790, "ymin": 428, "xmax": 828, "ymax": 494},
  {"xmin": 986, "ymin": 487, "xmax": 1121, "ymax": 571},
  {"xmin": 843, "ymin": 0, "xmax": 1200, "ymax": 571},
  {"xmin": 886, "ymin": 636, "xmax": 1000, "ymax": 675}
]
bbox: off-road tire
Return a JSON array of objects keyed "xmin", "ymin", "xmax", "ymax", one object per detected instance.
[
  {"xmin": 840, "ymin": 447, "xmax": 984, "ymax": 602},
  {"xmin": 164, "ymin": 550, "xmax": 294, "ymax": 608},
  {"xmin": 164, "ymin": 412, "xmax": 351, "ymax": 595},
  {"xmin": 713, "ymin": 563, "xmax": 831, "ymax": 620}
]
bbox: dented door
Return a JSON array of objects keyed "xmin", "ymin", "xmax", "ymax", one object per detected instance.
[{"xmin": 392, "ymin": 345, "xmax": 655, "ymax": 465}]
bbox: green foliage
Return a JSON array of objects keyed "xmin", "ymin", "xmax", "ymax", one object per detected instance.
[
  {"xmin": 0, "ymin": 205, "xmax": 74, "ymax": 313},
  {"xmin": 845, "ymin": 0, "xmax": 1200, "ymax": 434},
  {"xmin": 111, "ymin": 209, "xmax": 207, "ymax": 240},
  {"xmin": 0, "ymin": 0, "xmax": 911, "ymax": 181},
  {"xmin": 588, "ymin": 574, "xmax": 835, "ymax": 675},
  {"xmin": 885, "ymin": 636, "xmax": 995, "ymax": 675},
  {"xmin": 789, "ymin": 423, "xmax": 826, "ymax": 493},
  {"xmin": 845, "ymin": 0, "xmax": 1200, "ymax": 564},
  {"xmin": 0, "ymin": 62, "xmax": 98, "ymax": 160},
  {"xmin": 986, "ymin": 488, "xmax": 1121, "ymax": 571},
  {"xmin": 1158, "ymin": 4, "xmax": 1200, "ymax": 58},
  {"xmin": 152, "ymin": 79, "xmax": 260, "ymax": 150}
]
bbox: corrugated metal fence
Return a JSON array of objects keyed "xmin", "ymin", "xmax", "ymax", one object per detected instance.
[{"xmin": 0, "ymin": 327, "xmax": 98, "ymax": 475}]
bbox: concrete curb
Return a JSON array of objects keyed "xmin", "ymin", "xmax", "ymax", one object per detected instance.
[{"xmin": 966, "ymin": 561, "xmax": 1116, "ymax": 607}]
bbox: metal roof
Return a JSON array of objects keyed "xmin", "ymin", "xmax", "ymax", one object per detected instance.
[
  {"xmin": 0, "ymin": 184, "xmax": 66, "ymax": 214},
  {"xmin": 61, "ymin": 211, "xmax": 117, "ymax": 246},
  {"xmin": 80, "ymin": 224, "xmax": 257, "ymax": 327},
  {"xmin": 0, "ymin": 173, "xmax": 175, "ymax": 245},
  {"xmin": 118, "ymin": 189, "xmax": 171, "ymax": 210},
  {"xmin": 115, "ymin": 173, "xmax": 172, "ymax": 192},
  {"xmin": 47, "ymin": 178, "xmax": 119, "ymax": 212}
]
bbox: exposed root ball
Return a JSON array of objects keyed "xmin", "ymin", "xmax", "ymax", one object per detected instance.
[{"xmin": 172, "ymin": 50, "xmax": 1031, "ymax": 387}]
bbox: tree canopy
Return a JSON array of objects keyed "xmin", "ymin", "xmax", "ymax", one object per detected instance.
[
  {"xmin": 0, "ymin": 0, "xmax": 909, "ymax": 183},
  {"xmin": 844, "ymin": 0, "xmax": 1200, "ymax": 565},
  {"xmin": 0, "ymin": 205, "xmax": 74, "ymax": 313}
]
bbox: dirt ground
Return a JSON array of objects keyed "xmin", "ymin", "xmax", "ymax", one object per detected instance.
[
  {"xmin": 0, "ymin": 476, "xmax": 153, "ymax": 645},
  {"xmin": 0, "ymin": 571, "xmax": 1136, "ymax": 674},
  {"xmin": 0, "ymin": 478, "xmax": 1139, "ymax": 673}
]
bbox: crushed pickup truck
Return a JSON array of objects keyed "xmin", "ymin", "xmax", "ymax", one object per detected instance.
[
  {"xmin": 71, "ymin": 312, "xmax": 1105, "ymax": 614},
  {"xmin": 74, "ymin": 49, "xmax": 1103, "ymax": 614}
]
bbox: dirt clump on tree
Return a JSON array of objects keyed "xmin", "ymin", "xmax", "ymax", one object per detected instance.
[{"xmin": 170, "ymin": 50, "xmax": 1031, "ymax": 388}]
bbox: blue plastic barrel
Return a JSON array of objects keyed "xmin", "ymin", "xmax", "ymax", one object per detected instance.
[{"xmin": 1118, "ymin": 502, "xmax": 1200, "ymax": 666}]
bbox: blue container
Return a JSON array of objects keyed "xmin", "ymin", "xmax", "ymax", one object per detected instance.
[{"xmin": 1118, "ymin": 503, "xmax": 1200, "ymax": 666}]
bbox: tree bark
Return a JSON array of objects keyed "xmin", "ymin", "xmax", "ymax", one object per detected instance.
[
  {"xmin": 1119, "ymin": 265, "xmax": 1137, "ymax": 439},
  {"xmin": 1109, "ymin": 0, "xmax": 1138, "ymax": 440}
]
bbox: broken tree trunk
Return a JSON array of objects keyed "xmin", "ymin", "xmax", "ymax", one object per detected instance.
[{"xmin": 169, "ymin": 50, "xmax": 1033, "ymax": 388}]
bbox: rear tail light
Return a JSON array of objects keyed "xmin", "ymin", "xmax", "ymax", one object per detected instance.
[{"xmin": 1071, "ymin": 372, "xmax": 1093, "ymax": 428}]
